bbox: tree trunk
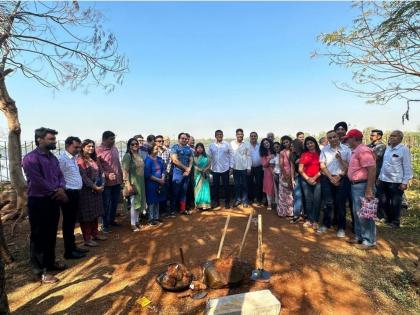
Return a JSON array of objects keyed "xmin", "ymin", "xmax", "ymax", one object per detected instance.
[
  {"xmin": 0, "ymin": 257, "xmax": 9, "ymax": 315},
  {"xmin": 0, "ymin": 78, "xmax": 24, "ymax": 264},
  {"xmin": 0, "ymin": 202, "xmax": 12, "ymax": 265},
  {"xmin": 0, "ymin": 78, "xmax": 27, "ymax": 220}
]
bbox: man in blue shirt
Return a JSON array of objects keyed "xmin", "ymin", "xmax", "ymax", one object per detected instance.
[{"xmin": 171, "ymin": 133, "xmax": 193, "ymax": 215}]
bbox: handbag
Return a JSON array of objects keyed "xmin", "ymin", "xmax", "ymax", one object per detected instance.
[
  {"xmin": 357, "ymin": 197, "xmax": 378, "ymax": 220},
  {"xmin": 279, "ymin": 151, "xmax": 293, "ymax": 189},
  {"xmin": 123, "ymin": 155, "xmax": 137, "ymax": 198},
  {"xmin": 280, "ymin": 176, "xmax": 292, "ymax": 189}
]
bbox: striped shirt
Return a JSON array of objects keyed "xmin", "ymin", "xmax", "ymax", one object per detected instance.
[{"xmin": 58, "ymin": 151, "xmax": 83, "ymax": 190}]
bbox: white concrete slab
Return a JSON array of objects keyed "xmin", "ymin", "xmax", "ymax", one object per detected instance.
[{"xmin": 206, "ymin": 289, "xmax": 281, "ymax": 315}]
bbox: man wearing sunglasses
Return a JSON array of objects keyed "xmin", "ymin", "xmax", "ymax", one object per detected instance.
[{"xmin": 155, "ymin": 135, "xmax": 173, "ymax": 217}]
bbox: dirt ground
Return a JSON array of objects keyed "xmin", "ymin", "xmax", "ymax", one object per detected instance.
[{"xmin": 4, "ymin": 200, "xmax": 420, "ymax": 315}]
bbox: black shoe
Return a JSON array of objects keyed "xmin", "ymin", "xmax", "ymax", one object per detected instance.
[
  {"xmin": 225, "ymin": 204, "xmax": 231, "ymax": 209},
  {"xmin": 234, "ymin": 201, "xmax": 241, "ymax": 207},
  {"xmin": 243, "ymin": 203, "xmax": 250, "ymax": 208},
  {"xmin": 212, "ymin": 202, "xmax": 220, "ymax": 208},
  {"xmin": 48, "ymin": 262, "xmax": 68, "ymax": 272},
  {"xmin": 290, "ymin": 216, "xmax": 300, "ymax": 224},
  {"xmin": 110, "ymin": 221, "xmax": 121, "ymax": 227},
  {"xmin": 64, "ymin": 251, "xmax": 86, "ymax": 259},
  {"xmin": 74, "ymin": 246, "xmax": 89, "ymax": 253}
]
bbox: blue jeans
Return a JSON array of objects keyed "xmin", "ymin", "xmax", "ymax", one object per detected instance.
[
  {"xmin": 102, "ymin": 184, "xmax": 121, "ymax": 229},
  {"xmin": 148, "ymin": 203, "xmax": 159, "ymax": 222},
  {"xmin": 321, "ymin": 176, "xmax": 347, "ymax": 229},
  {"xmin": 301, "ymin": 179, "xmax": 321, "ymax": 223},
  {"xmin": 233, "ymin": 170, "xmax": 248, "ymax": 204},
  {"xmin": 171, "ymin": 176, "xmax": 190, "ymax": 213},
  {"xmin": 293, "ymin": 175, "xmax": 303, "ymax": 217},
  {"xmin": 351, "ymin": 182, "xmax": 376, "ymax": 246}
]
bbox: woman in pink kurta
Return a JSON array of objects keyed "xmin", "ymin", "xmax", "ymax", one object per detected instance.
[
  {"xmin": 260, "ymin": 138, "xmax": 275, "ymax": 210},
  {"xmin": 277, "ymin": 136, "xmax": 294, "ymax": 217}
]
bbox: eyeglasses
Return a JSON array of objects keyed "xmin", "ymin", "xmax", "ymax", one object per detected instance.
[{"xmin": 130, "ymin": 143, "xmax": 139, "ymax": 147}]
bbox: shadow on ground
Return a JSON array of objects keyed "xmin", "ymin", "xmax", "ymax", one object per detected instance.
[{"xmin": 4, "ymin": 198, "xmax": 420, "ymax": 315}]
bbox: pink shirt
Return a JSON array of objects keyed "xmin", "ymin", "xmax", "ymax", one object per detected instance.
[
  {"xmin": 348, "ymin": 144, "xmax": 375, "ymax": 181},
  {"xmin": 96, "ymin": 145, "xmax": 123, "ymax": 186}
]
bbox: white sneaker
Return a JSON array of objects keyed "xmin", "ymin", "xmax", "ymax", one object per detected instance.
[
  {"xmin": 317, "ymin": 226, "xmax": 327, "ymax": 233},
  {"xmin": 336, "ymin": 229, "xmax": 346, "ymax": 238}
]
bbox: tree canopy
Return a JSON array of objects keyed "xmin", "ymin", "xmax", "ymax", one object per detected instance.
[
  {"xmin": 0, "ymin": 1, "xmax": 128, "ymax": 92},
  {"xmin": 314, "ymin": 1, "xmax": 419, "ymax": 118}
]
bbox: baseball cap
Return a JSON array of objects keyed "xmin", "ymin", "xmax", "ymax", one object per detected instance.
[{"xmin": 342, "ymin": 129, "xmax": 363, "ymax": 140}]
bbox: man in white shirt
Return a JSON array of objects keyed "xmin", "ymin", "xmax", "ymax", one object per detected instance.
[
  {"xmin": 377, "ymin": 130, "xmax": 413, "ymax": 228},
  {"xmin": 209, "ymin": 130, "xmax": 232, "ymax": 209},
  {"xmin": 318, "ymin": 130, "xmax": 351, "ymax": 237},
  {"xmin": 230, "ymin": 128, "xmax": 252, "ymax": 208},
  {"xmin": 248, "ymin": 131, "xmax": 263, "ymax": 205},
  {"xmin": 58, "ymin": 137, "xmax": 88, "ymax": 260}
]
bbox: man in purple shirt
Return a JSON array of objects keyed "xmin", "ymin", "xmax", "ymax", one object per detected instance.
[{"xmin": 22, "ymin": 127, "xmax": 69, "ymax": 284}]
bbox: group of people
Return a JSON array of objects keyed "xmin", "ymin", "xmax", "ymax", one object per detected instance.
[{"xmin": 22, "ymin": 123, "xmax": 413, "ymax": 283}]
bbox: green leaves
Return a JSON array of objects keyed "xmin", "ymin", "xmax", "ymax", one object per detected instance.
[{"xmin": 315, "ymin": 1, "xmax": 419, "ymax": 106}]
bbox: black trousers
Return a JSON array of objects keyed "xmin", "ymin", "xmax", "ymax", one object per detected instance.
[
  {"xmin": 61, "ymin": 189, "xmax": 80, "ymax": 255},
  {"xmin": 247, "ymin": 166, "xmax": 263, "ymax": 202},
  {"xmin": 377, "ymin": 180, "xmax": 404, "ymax": 226},
  {"xmin": 160, "ymin": 173, "xmax": 172, "ymax": 215},
  {"xmin": 321, "ymin": 176, "xmax": 347, "ymax": 229},
  {"xmin": 212, "ymin": 170, "xmax": 230, "ymax": 204},
  {"xmin": 186, "ymin": 172, "xmax": 195, "ymax": 210},
  {"xmin": 28, "ymin": 196, "xmax": 60, "ymax": 272}
]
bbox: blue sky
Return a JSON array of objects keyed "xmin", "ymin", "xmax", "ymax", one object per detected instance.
[{"xmin": 2, "ymin": 1, "xmax": 418, "ymax": 141}]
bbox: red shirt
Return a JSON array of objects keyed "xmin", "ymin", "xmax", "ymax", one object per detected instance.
[{"xmin": 300, "ymin": 151, "xmax": 320, "ymax": 177}]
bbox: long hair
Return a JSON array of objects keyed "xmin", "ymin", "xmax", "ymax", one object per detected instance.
[
  {"xmin": 195, "ymin": 143, "xmax": 207, "ymax": 157},
  {"xmin": 303, "ymin": 136, "xmax": 321, "ymax": 154},
  {"xmin": 81, "ymin": 139, "xmax": 97, "ymax": 162},
  {"xmin": 126, "ymin": 138, "xmax": 138, "ymax": 158},
  {"xmin": 280, "ymin": 135, "xmax": 293, "ymax": 150},
  {"xmin": 259, "ymin": 138, "xmax": 273, "ymax": 157}
]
